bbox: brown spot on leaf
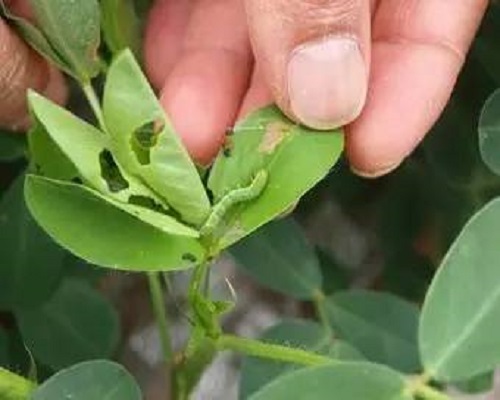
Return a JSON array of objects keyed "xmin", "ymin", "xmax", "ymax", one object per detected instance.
[
  {"xmin": 221, "ymin": 221, "xmax": 245, "ymax": 244},
  {"xmin": 153, "ymin": 119, "xmax": 165, "ymax": 134},
  {"xmin": 258, "ymin": 121, "xmax": 290, "ymax": 154}
]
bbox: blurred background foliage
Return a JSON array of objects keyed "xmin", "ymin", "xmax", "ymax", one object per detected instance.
[{"xmin": 2, "ymin": 0, "xmax": 500, "ymax": 397}]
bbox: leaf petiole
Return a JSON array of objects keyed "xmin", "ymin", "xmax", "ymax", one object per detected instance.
[
  {"xmin": 81, "ymin": 82, "xmax": 107, "ymax": 132},
  {"xmin": 313, "ymin": 290, "xmax": 333, "ymax": 336},
  {"xmin": 217, "ymin": 334, "xmax": 334, "ymax": 367},
  {"xmin": 147, "ymin": 272, "xmax": 172, "ymax": 364},
  {"xmin": 405, "ymin": 374, "xmax": 449, "ymax": 400}
]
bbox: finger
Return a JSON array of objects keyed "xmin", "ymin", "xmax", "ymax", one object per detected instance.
[
  {"xmin": 237, "ymin": 66, "xmax": 272, "ymax": 120},
  {"xmin": 0, "ymin": 20, "xmax": 66, "ymax": 130},
  {"xmin": 144, "ymin": 0, "xmax": 193, "ymax": 89},
  {"xmin": 4, "ymin": 0, "xmax": 33, "ymax": 19},
  {"xmin": 244, "ymin": 0, "xmax": 371, "ymax": 130},
  {"xmin": 347, "ymin": 0, "xmax": 488, "ymax": 176},
  {"xmin": 159, "ymin": 0, "xmax": 253, "ymax": 164}
]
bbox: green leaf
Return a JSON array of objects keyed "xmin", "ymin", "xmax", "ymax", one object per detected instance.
[
  {"xmin": 240, "ymin": 319, "xmax": 363, "ymax": 399},
  {"xmin": 208, "ymin": 106, "xmax": 344, "ymax": 249},
  {"xmin": 419, "ymin": 197, "xmax": 500, "ymax": 381},
  {"xmin": 326, "ymin": 341, "xmax": 364, "ymax": 360},
  {"xmin": 249, "ymin": 362, "xmax": 411, "ymax": 400},
  {"xmin": 28, "ymin": 91, "xmax": 109, "ymax": 186},
  {"xmin": 0, "ymin": 131, "xmax": 26, "ymax": 162},
  {"xmin": 28, "ymin": 118, "xmax": 79, "ymax": 181},
  {"xmin": 27, "ymin": 94, "xmax": 198, "ymax": 238},
  {"xmin": 453, "ymin": 371, "xmax": 494, "ymax": 394},
  {"xmin": 103, "ymin": 50, "xmax": 210, "ymax": 226},
  {"xmin": 16, "ymin": 279, "xmax": 119, "ymax": 370},
  {"xmin": 0, "ymin": 367, "xmax": 35, "ymax": 400},
  {"xmin": 27, "ymin": 0, "xmax": 101, "ymax": 81},
  {"xmin": 0, "ymin": 1, "xmax": 72, "ymax": 75},
  {"xmin": 31, "ymin": 360, "xmax": 141, "ymax": 400},
  {"xmin": 25, "ymin": 174, "xmax": 205, "ymax": 271},
  {"xmin": 0, "ymin": 173, "xmax": 65, "ymax": 310},
  {"xmin": 231, "ymin": 218, "xmax": 322, "ymax": 299},
  {"xmin": 100, "ymin": 0, "xmax": 141, "ymax": 57},
  {"xmin": 325, "ymin": 290, "xmax": 421, "ymax": 373},
  {"xmin": 28, "ymin": 91, "xmax": 166, "ymax": 207},
  {"xmin": 479, "ymin": 88, "xmax": 500, "ymax": 176}
]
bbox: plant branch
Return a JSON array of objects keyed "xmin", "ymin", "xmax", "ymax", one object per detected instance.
[
  {"xmin": 189, "ymin": 259, "xmax": 210, "ymax": 299},
  {"xmin": 147, "ymin": 272, "xmax": 173, "ymax": 364},
  {"xmin": 217, "ymin": 334, "xmax": 334, "ymax": 366},
  {"xmin": 313, "ymin": 290, "xmax": 333, "ymax": 335},
  {"xmin": 173, "ymin": 259, "xmax": 217, "ymax": 400},
  {"xmin": 413, "ymin": 384, "xmax": 450, "ymax": 400},
  {"xmin": 406, "ymin": 374, "xmax": 449, "ymax": 400},
  {"xmin": 81, "ymin": 82, "xmax": 107, "ymax": 132}
]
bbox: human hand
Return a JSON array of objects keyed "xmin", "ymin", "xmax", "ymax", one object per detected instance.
[
  {"xmin": 0, "ymin": 1, "xmax": 65, "ymax": 131},
  {"xmin": 144, "ymin": 0, "xmax": 488, "ymax": 176}
]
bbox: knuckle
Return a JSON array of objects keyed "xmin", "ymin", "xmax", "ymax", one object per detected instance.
[
  {"xmin": 0, "ymin": 42, "xmax": 27, "ymax": 96},
  {"xmin": 0, "ymin": 23, "xmax": 46, "ymax": 126}
]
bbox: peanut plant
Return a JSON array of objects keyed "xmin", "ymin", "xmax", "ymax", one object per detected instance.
[{"xmin": 2, "ymin": 1, "xmax": 500, "ymax": 400}]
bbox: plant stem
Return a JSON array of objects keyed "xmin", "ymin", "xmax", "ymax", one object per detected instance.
[
  {"xmin": 313, "ymin": 290, "xmax": 333, "ymax": 335},
  {"xmin": 406, "ymin": 374, "xmax": 449, "ymax": 400},
  {"xmin": 81, "ymin": 82, "xmax": 107, "ymax": 132},
  {"xmin": 217, "ymin": 334, "xmax": 334, "ymax": 366},
  {"xmin": 147, "ymin": 272, "xmax": 173, "ymax": 364},
  {"xmin": 413, "ymin": 384, "xmax": 450, "ymax": 400},
  {"xmin": 189, "ymin": 259, "xmax": 210, "ymax": 299},
  {"xmin": 172, "ymin": 259, "xmax": 216, "ymax": 400}
]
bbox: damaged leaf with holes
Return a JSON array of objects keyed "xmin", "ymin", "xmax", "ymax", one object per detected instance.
[
  {"xmin": 206, "ymin": 106, "xmax": 344, "ymax": 250},
  {"xmin": 25, "ymin": 175, "xmax": 204, "ymax": 271},
  {"xmin": 25, "ymin": 90, "xmax": 205, "ymax": 270},
  {"xmin": 27, "ymin": 91, "xmax": 163, "ymax": 207},
  {"xmin": 103, "ymin": 50, "xmax": 211, "ymax": 226}
]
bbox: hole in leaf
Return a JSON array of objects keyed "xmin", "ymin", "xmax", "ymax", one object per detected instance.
[
  {"xmin": 99, "ymin": 149, "xmax": 129, "ymax": 193},
  {"xmin": 71, "ymin": 177, "xmax": 83, "ymax": 185},
  {"xmin": 182, "ymin": 253, "xmax": 197, "ymax": 263},
  {"xmin": 130, "ymin": 120, "xmax": 164, "ymax": 165},
  {"xmin": 222, "ymin": 137, "xmax": 233, "ymax": 158},
  {"xmin": 128, "ymin": 195, "xmax": 186, "ymax": 222},
  {"xmin": 128, "ymin": 195, "xmax": 167, "ymax": 214}
]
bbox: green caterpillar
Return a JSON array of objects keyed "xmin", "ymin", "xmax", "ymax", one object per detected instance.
[{"xmin": 201, "ymin": 170, "xmax": 269, "ymax": 236}]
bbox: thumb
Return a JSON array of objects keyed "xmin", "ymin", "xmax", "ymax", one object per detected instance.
[{"xmin": 244, "ymin": 0, "xmax": 370, "ymax": 130}]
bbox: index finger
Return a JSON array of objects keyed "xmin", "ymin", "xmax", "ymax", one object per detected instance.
[{"xmin": 346, "ymin": 0, "xmax": 488, "ymax": 177}]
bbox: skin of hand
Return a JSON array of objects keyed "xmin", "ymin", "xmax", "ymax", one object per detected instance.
[
  {"xmin": 0, "ymin": 1, "xmax": 66, "ymax": 131},
  {"xmin": 144, "ymin": 0, "xmax": 489, "ymax": 177}
]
